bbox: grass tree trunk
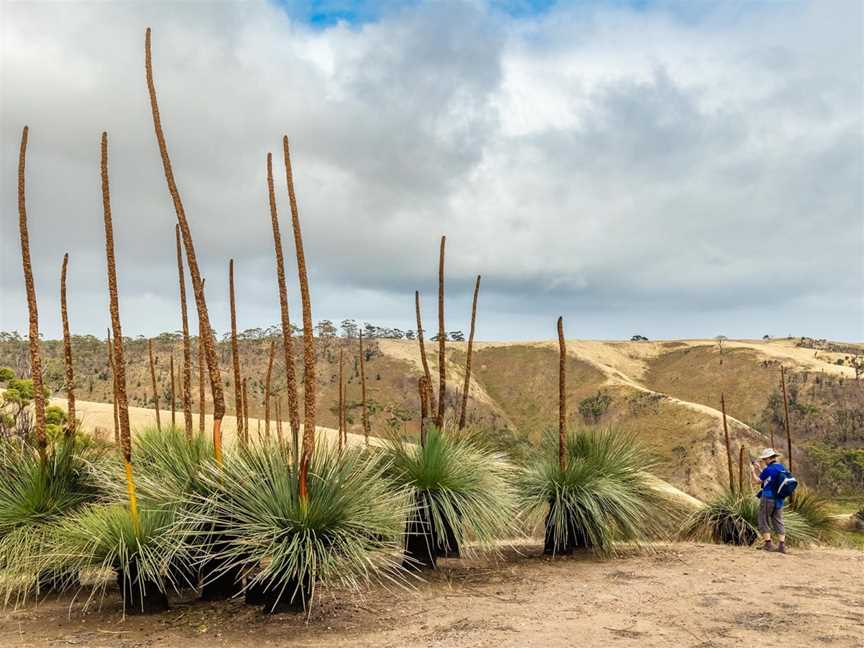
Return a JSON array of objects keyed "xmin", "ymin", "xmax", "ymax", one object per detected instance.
[
  {"xmin": 436, "ymin": 236, "xmax": 446, "ymax": 430},
  {"xmin": 359, "ymin": 332, "xmax": 370, "ymax": 445},
  {"xmin": 264, "ymin": 339, "xmax": 275, "ymax": 441},
  {"xmin": 265, "ymin": 152, "xmax": 301, "ymax": 455},
  {"xmin": 229, "ymin": 259, "xmax": 244, "ymax": 444},
  {"xmin": 283, "ymin": 136, "xmax": 316, "ymax": 505},
  {"xmin": 147, "ymin": 339, "xmax": 161, "ymax": 431},
  {"xmin": 415, "ymin": 291, "xmax": 437, "ymax": 415},
  {"xmin": 60, "ymin": 253, "xmax": 76, "ymax": 437},
  {"xmin": 16, "ymin": 126, "xmax": 46, "ymax": 458},
  {"xmin": 145, "ymin": 28, "xmax": 224, "ymax": 463},
  {"xmin": 107, "ymin": 332, "xmax": 119, "ymax": 445},
  {"xmin": 780, "ymin": 366, "xmax": 793, "ymax": 471},
  {"xmin": 175, "ymin": 224, "xmax": 193, "ymax": 439},
  {"xmin": 458, "ymin": 274, "xmax": 480, "ymax": 430},
  {"xmin": 720, "ymin": 393, "xmax": 734, "ymax": 491}
]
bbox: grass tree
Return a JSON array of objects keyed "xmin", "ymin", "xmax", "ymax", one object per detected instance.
[
  {"xmin": 228, "ymin": 259, "xmax": 244, "ymax": 443},
  {"xmin": 458, "ymin": 275, "xmax": 480, "ymax": 430},
  {"xmin": 175, "ymin": 225, "xmax": 193, "ymax": 439},
  {"xmin": 145, "ymin": 28, "xmax": 224, "ymax": 462},
  {"xmin": 265, "ymin": 152, "xmax": 300, "ymax": 453},
  {"xmin": 383, "ymin": 427, "xmax": 516, "ymax": 570},
  {"xmin": 59, "ymin": 253, "xmax": 76, "ymax": 436},
  {"xmin": 16, "ymin": 126, "xmax": 46, "ymax": 457},
  {"xmin": 147, "ymin": 339, "xmax": 161, "ymax": 431}
]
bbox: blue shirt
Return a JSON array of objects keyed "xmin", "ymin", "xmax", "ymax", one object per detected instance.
[{"xmin": 759, "ymin": 462, "xmax": 787, "ymax": 502}]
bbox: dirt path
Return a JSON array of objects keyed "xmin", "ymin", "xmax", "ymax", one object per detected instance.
[{"xmin": 2, "ymin": 543, "xmax": 860, "ymax": 647}]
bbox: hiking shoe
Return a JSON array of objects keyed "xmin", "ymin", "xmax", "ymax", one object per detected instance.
[
  {"xmin": 760, "ymin": 540, "xmax": 775, "ymax": 551},
  {"xmin": 775, "ymin": 542, "xmax": 787, "ymax": 554}
]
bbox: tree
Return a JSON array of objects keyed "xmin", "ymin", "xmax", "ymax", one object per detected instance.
[
  {"xmin": 449, "ymin": 330, "xmax": 465, "ymax": 342},
  {"xmin": 315, "ymin": 320, "xmax": 337, "ymax": 338},
  {"xmin": 341, "ymin": 319, "xmax": 358, "ymax": 339}
]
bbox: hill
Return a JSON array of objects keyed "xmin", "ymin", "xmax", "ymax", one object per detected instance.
[{"xmin": 1, "ymin": 334, "xmax": 861, "ymax": 499}]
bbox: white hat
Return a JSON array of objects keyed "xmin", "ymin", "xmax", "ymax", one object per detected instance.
[{"xmin": 759, "ymin": 448, "xmax": 780, "ymax": 460}]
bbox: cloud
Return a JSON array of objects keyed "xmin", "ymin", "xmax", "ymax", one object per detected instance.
[{"xmin": 1, "ymin": 0, "xmax": 861, "ymax": 342}]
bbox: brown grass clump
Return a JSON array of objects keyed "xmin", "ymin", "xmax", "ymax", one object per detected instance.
[
  {"xmin": 264, "ymin": 339, "xmax": 276, "ymax": 441},
  {"xmin": 414, "ymin": 290, "xmax": 437, "ymax": 414},
  {"xmin": 557, "ymin": 316, "xmax": 566, "ymax": 471},
  {"xmin": 359, "ymin": 331, "xmax": 370, "ymax": 445},
  {"xmin": 282, "ymin": 136, "xmax": 316, "ymax": 499},
  {"xmin": 16, "ymin": 126, "xmax": 46, "ymax": 455},
  {"xmin": 265, "ymin": 153, "xmax": 301, "ymax": 447},
  {"xmin": 229, "ymin": 259, "xmax": 244, "ymax": 443},
  {"xmin": 720, "ymin": 393, "xmax": 734, "ymax": 491},
  {"xmin": 100, "ymin": 131, "xmax": 139, "ymax": 526},
  {"xmin": 175, "ymin": 224, "xmax": 193, "ymax": 439},
  {"xmin": 458, "ymin": 274, "xmax": 481, "ymax": 430},
  {"xmin": 436, "ymin": 236, "xmax": 446, "ymax": 430},
  {"xmin": 145, "ymin": 28, "xmax": 224, "ymax": 461},
  {"xmin": 60, "ymin": 253, "xmax": 76, "ymax": 436}
]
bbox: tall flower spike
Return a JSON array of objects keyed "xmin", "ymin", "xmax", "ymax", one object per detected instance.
[
  {"xmin": 60, "ymin": 253, "xmax": 77, "ymax": 437},
  {"xmin": 100, "ymin": 132, "xmax": 138, "ymax": 529},
  {"xmin": 147, "ymin": 338, "xmax": 161, "ymax": 431},
  {"xmin": 436, "ymin": 236, "xmax": 446, "ymax": 430},
  {"xmin": 175, "ymin": 224, "xmax": 193, "ymax": 439},
  {"xmin": 458, "ymin": 275, "xmax": 481, "ymax": 430},
  {"xmin": 557, "ymin": 316, "xmax": 566, "ymax": 472},
  {"xmin": 283, "ymin": 136, "xmax": 316, "ymax": 499},
  {"xmin": 229, "ymin": 259, "xmax": 244, "ymax": 443},
  {"xmin": 17, "ymin": 126, "xmax": 46, "ymax": 457},
  {"xmin": 145, "ymin": 28, "xmax": 224, "ymax": 461}
]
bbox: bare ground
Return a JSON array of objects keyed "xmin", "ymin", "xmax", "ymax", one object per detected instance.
[{"xmin": 1, "ymin": 543, "xmax": 861, "ymax": 647}]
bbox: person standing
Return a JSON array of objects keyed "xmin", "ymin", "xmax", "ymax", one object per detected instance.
[{"xmin": 750, "ymin": 448, "xmax": 787, "ymax": 553}]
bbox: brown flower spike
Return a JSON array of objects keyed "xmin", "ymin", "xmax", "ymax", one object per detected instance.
[
  {"xmin": 60, "ymin": 253, "xmax": 76, "ymax": 437},
  {"xmin": 175, "ymin": 224, "xmax": 193, "ymax": 439},
  {"xmin": 414, "ymin": 290, "xmax": 437, "ymax": 415},
  {"xmin": 557, "ymin": 316, "xmax": 566, "ymax": 472},
  {"xmin": 359, "ymin": 331, "xmax": 370, "ymax": 445},
  {"xmin": 458, "ymin": 274, "xmax": 481, "ymax": 430},
  {"xmin": 147, "ymin": 338, "xmax": 161, "ymax": 431},
  {"xmin": 17, "ymin": 126, "xmax": 46, "ymax": 456},
  {"xmin": 145, "ymin": 28, "xmax": 224, "ymax": 461},
  {"xmin": 229, "ymin": 259, "xmax": 244, "ymax": 443},
  {"xmin": 436, "ymin": 236, "xmax": 446, "ymax": 430}
]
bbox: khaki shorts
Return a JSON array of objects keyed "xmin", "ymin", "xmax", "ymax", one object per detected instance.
[{"xmin": 758, "ymin": 497, "xmax": 784, "ymax": 535}]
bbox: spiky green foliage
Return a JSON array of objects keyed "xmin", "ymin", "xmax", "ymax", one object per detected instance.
[
  {"xmin": 0, "ymin": 437, "xmax": 104, "ymax": 601},
  {"xmin": 45, "ymin": 502, "xmax": 189, "ymax": 612},
  {"xmin": 787, "ymin": 487, "xmax": 838, "ymax": 543},
  {"xmin": 518, "ymin": 427, "xmax": 680, "ymax": 556},
  {"xmin": 680, "ymin": 490, "xmax": 818, "ymax": 546},
  {"xmin": 187, "ymin": 439, "xmax": 409, "ymax": 611},
  {"xmin": 382, "ymin": 426, "xmax": 517, "ymax": 555}
]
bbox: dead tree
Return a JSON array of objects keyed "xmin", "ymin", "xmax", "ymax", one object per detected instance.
[
  {"xmin": 60, "ymin": 253, "xmax": 76, "ymax": 437},
  {"xmin": 458, "ymin": 274, "xmax": 481, "ymax": 430},
  {"xmin": 16, "ymin": 126, "xmax": 46, "ymax": 456}
]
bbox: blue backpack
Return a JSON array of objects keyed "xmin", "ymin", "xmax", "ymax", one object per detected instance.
[{"xmin": 772, "ymin": 468, "xmax": 798, "ymax": 500}]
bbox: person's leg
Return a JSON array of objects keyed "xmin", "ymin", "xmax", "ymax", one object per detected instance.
[
  {"xmin": 757, "ymin": 498, "xmax": 775, "ymax": 550},
  {"xmin": 773, "ymin": 502, "xmax": 786, "ymax": 553}
]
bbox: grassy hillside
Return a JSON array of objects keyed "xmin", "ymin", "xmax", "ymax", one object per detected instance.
[{"xmin": 1, "ymin": 334, "xmax": 860, "ymax": 499}]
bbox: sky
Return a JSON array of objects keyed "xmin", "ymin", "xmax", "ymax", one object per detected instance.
[{"xmin": 1, "ymin": 0, "xmax": 862, "ymax": 342}]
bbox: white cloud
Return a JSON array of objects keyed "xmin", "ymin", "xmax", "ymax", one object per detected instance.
[{"xmin": 1, "ymin": 0, "xmax": 861, "ymax": 342}]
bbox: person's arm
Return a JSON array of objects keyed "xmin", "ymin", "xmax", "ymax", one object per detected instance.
[{"xmin": 750, "ymin": 461, "xmax": 762, "ymax": 484}]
